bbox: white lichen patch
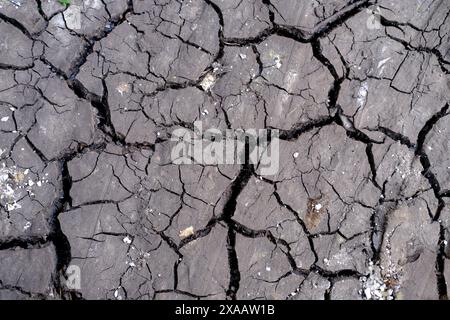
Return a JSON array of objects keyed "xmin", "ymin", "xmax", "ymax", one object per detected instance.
[
  {"xmin": 267, "ymin": 51, "xmax": 282, "ymax": 70},
  {"xmin": 23, "ymin": 221, "xmax": 32, "ymax": 230},
  {"xmin": 324, "ymin": 250, "xmax": 353, "ymax": 268},
  {"xmin": 200, "ymin": 73, "xmax": 216, "ymax": 91},
  {"xmin": 0, "ymin": 164, "xmax": 46, "ymax": 212},
  {"xmin": 116, "ymin": 83, "xmax": 130, "ymax": 96},
  {"xmin": 179, "ymin": 226, "xmax": 194, "ymax": 239},
  {"xmin": 124, "ymin": 246, "xmax": 154, "ymax": 271},
  {"xmin": 391, "ymin": 147, "xmax": 422, "ymax": 180},
  {"xmin": 360, "ymin": 261, "xmax": 400, "ymax": 300},
  {"xmin": 273, "ymin": 55, "xmax": 282, "ymax": 69}
]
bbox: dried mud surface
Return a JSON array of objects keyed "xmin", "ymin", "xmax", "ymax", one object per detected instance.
[{"xmin": 1, "ymin": 0, "xmax": 450, "ymax": 300}]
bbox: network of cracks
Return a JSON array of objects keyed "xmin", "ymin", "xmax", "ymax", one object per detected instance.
[{"xmin": 0, "ymin": 0, "xmax": 450, "ymax": 300}]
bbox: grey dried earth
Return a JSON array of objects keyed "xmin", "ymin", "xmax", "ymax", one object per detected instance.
[{"xmin": 0, "ymin": 0, "xmax": 450, "ymax": 300}]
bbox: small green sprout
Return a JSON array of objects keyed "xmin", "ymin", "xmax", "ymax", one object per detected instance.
[{"xmin": 58, "ymin": 0, "xmax": 71, "ymax": 7}]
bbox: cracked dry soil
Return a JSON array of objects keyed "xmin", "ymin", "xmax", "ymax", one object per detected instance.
[{"xmin": 1, "ymin": 0, "xmax": 450, "ymax": 300}]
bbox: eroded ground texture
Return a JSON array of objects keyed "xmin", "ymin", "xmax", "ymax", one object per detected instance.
[{"xmin": 1, "ymin": 0, "xmax": 450, "ymax": 300}]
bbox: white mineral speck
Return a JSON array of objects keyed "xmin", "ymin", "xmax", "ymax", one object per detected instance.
[
  {"xmin": 364, "ymin": 288, "xmax": 372, "ymax": 299},
  {"xmin": 274, "ymin": 56, "xmax": 282, "ymax": 69},
  {"xmin": 123, "ymin": 236, "xmax": 132, "ymax": 244},
  {"xmin": 357, "ymin": 82, "xmax": 369, "ymax": 107}
]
